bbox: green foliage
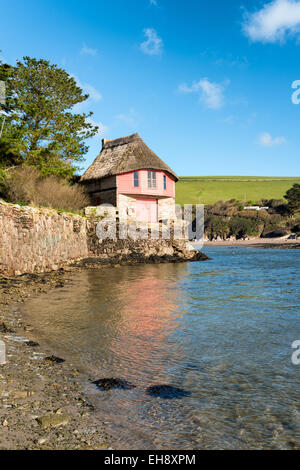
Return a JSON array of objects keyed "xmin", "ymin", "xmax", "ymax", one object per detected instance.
[
  {"xmin": 205, "ymin": 215, "xmax": 230, "ymax": 240},
  {"xmin": 229, "ymin": 216, "xmax": 261, "ymax": 239},
  {"xmin": 292, "ymin": 223, "xmax": 300, "ymax": 234},
  {"xmin": 284, "ymin": 184, "xmax": 300, "ymax": 214},
  {"xmin": 0, "ymin": 168, "xmax": 6, "ymax": 197},
  {"xmin": 0, "ymin": 56, "xmax": 98, "ymax": 177},
  {"xmin": 203, "ymin": 198, "xmax": 291, "ymax": 240}
]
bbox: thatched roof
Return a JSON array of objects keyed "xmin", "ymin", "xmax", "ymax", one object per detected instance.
[{"xmin": 80, "ymin": 133, "xmax": 178, "ymax": 183}]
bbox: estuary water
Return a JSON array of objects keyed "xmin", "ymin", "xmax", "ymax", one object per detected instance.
[{"xmin": 22, "ymin": 247, "xmax": 300, "ymax": 449}]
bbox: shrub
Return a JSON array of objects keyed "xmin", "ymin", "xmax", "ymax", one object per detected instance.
[
  {"xmin": 265, "ymin": 199, "xmax": 284, "ymax": 209},
  {"xmin": 292, "ymin": 224, "xmax": 300, "ymax": 234},
  {"xmin": 3, "ymin": 167, "xmax": 40, "ymax": 204},
  {"xmin": 0, "ymin": 169, "xmax": 7, "ymax": 198},
  {"xmin": 284, "ymin": 184, "xmax": 300, "ymax": 214},
  {"xmin": 205, "ymin": 215, "xmax": 230, "ymax": 240},
  {"xmin": 229, "ymin": 216, "xmax": 261, "ymax": 239},
  {"xmin": 268, "ymin": 214, "xmax": 283, "ymax": 225},
  {"xmin": 35, "ymin": 177, "xmax": 90, "ymax": 212},
  {"xmin": 3, "ymin": 166, "xmax": 90, "ymax": 212},
  {"xmin": 264, "ymin": 199, "xmax": 290, "ymax": 216}
]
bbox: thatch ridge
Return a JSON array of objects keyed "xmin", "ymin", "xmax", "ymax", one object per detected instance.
[{"xmin": 80, "ymin": 133, "xmax": 178, "ymax": 182}]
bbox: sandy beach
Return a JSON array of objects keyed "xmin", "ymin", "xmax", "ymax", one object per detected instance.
[{"xmin": 203, "ymin": 237, "xmax": 300, "ymax": 248}]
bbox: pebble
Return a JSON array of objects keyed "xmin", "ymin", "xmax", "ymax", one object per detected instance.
[
  {"xmin": 37, "ymin": 438, "xmax": 47, "ymax": 445},
  {"xmin": 9, "ymin": 390, "xmax": 34, "ymax": 399},
  {"xmin": 36, "ymin": 414, "xmax": 70, "ymax": 429}
]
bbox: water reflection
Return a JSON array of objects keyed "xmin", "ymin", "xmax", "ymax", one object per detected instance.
[
  {"xmin": 22, "ymin": 264, "xmax": 188, "ymax": 384},
  {"xmin": 22, "ymin": 249, "xmax": 300, "ymax": 449}
]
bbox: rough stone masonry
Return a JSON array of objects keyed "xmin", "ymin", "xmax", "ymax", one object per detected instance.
[{"xmin": 0, "ymin": 201, "xmax": 206, "ymax": 276}]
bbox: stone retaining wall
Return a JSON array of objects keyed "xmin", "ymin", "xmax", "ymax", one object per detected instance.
[
  {"xmin": 0, "ymin": 201, "xmax": 205, "ymax": 276},
  {"xmin": 0, "ymin": 201, "xmax": 88, "ymax": 276}
]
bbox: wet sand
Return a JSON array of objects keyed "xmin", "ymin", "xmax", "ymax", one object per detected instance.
[
  {"xmin": 203, "ymin": 238, "xmax": 300, "ymax": 249},
  {"xmin": 0, "ymin": 267, "xmax": 112, "ymax": 450}
]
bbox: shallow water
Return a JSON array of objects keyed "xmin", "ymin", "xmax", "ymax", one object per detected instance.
[{"xmin": 22, "ymin": 247, "xmax": 300, "ymax": 449}]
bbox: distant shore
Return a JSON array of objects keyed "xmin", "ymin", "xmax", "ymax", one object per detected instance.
[{"xmin": 202, "ymin": 237, "xmax": 300, "ymax": 249}]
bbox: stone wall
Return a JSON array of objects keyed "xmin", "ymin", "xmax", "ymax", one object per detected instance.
[
  {"xmin": 117, "ymin": 194, "xmax": 137, "ymax": 220},
  {"xmin": 86, "ymin": 218, "xmax": 202, "ymax": 264},
  {"xmin": 0, "ymin": 201, "xmax": 88, "ymax": 276},
  {"xmin": 158, "ymin": 197, "xmax": 176, "ymax": 221},
  {"xmin": 0, "ymin": 201, "xmax": 206, "ymax": 276}
]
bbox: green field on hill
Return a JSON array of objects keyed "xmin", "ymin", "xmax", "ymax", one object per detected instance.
[{"xmin": 175, "ymin": 176, "xmax": 300, "ymax": 206}]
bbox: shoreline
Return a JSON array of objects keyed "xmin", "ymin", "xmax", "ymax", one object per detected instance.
[
  {"xmin": 202, "ymin": 237, "xmax": 300, "ymax": 249},
  {"xmin": 0, "ymin": 253, "xmax": 209, "ymax": 450},
  {"xmin": 0, "ymin": 266, "xmax": 114, "ymax": 450},
  {"xmin": 1, "ymin": 247, "xmax": 298, "ymax": 449}
]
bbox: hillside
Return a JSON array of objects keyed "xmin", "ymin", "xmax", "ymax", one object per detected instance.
[{"xmin": 175, "ymin": 176, "xmax": 300, "ymax": 206}]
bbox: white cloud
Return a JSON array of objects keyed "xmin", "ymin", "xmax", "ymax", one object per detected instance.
[
  {"xmin": 80, "ymin": 43, "xmax": 98, "ymax": 56},
  {"xmin": 83, "ymin": 84, "xmax": 102, "ymax": 101},
  {"xmin": 72, "ymin": 75, "xmax": 102, "ymax": 102},
  {"xmin": 116, "ymin": 108, "xmax": 139, "ymax": 127},
  {"xmin": 221, "ymin": 115, "xmax": 236, "ymax": 124},
  {"xmin": 87, "ymin": 118, "xmax": 108, "ymax": 138},
  {"xmin": 140, "ymin": 28, "xmax": 163, "ymax": 55},
  {"xmin": 259, "ymin": 132, "xmax": 287, "ymax": 146},
  {"xmin": 178, "ymin": 78, "xmax": 228, "ymax": 109},
  {"xmin": 243, "ymin": 0, "xmax": 300, "ymax": 43}
]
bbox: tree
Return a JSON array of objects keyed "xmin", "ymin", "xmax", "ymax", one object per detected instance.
[
  {"xmin": 284, "ymin": 184, "xmax": 300, "ymax": 215},
  {"xmin": 205, "ymin": 215, "xmax": 230, "ymax": 240},
  {"xmin": 0, "ymin": 57, "xmax": 98, "ymax": 177},
  {"xmin": 229, "ymin": 216, "xmax": 260, "ymax": 239}
]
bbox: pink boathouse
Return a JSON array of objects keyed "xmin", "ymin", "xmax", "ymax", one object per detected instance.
[{"xmin": 80, "ymin": 133, "xmax": 178, "ymax": 223}]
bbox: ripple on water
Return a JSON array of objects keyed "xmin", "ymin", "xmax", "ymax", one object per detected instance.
[{"xmin": 21, "ymin": 248, "xmax": 300, "ymax": 449}]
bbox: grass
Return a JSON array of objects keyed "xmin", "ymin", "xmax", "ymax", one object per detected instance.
[{"xmin": 175, "ymin": 176, "xmax": 300, "ymax": 205}]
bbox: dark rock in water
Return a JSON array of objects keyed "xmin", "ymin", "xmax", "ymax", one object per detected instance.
[
  {"xmin": 25, "ymin": 340, "xmax": 40, "ymax": 347},
  {"xmin": 44, "ymin": 355, "xmax": 65, "ymax": 364},
  {"xmin": 92, "ymin": 378, "xmax": 136, "ymax": 391},
  {"xmin": 146, "ymin": 384, "xmax": 191, "ymax": 399},
  {"xmin": 0, "ymin": 322, "xmax": 15, "ymax": 334},
  {"xmin": 193, "ymin": 251, "xmax": 210, "ymax": 261}
]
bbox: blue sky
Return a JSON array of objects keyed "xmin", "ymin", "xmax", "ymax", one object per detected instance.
[{"xmin": 1, "ymin": 0, "xmax": 300, "ymax": 176}]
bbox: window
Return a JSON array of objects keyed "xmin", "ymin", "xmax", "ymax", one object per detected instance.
[
  {"xmin": 163, "ymin": 175, "xmax": 167, "ymax": 190},
  {"xmin": 148, "ymin": 171, "xmax": 156, "ymax": 188},
  {"xmin": 134, "ymin": 171, "xmax": 139, "ymax": 187}
]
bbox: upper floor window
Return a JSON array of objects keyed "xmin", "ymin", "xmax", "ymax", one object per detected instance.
[
  {"xmin": 163, "ymin": 175, "xmax": 167, "ymax": 190},
  {"xmin": 134, "ymin": 171, "xmax": 139, "ymax": 187},
  {"xmin": 148, "ymin": 171, "xmax": 156, "ymax": 188}
]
